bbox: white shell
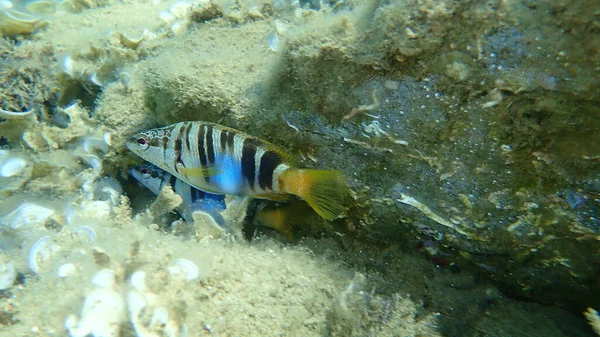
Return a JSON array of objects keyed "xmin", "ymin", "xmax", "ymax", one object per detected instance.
[
  {"xmin": 57, "ymin": 263, "xmax": 76, "ymax": 278},
  {"xmin": 158, "ymin": 11, "xmax": 176, "ymax": 25},
  {"xmin": 89, "ymin": 71, "xmax": 102, "ymax": 86},
  {"xmin": 102, "ymin": 132, "xmax": 113, "ymax": 147},
  {"xmin": 81, "ymin": 137, "xmax": 109, "ymax": 154},
  {"xmin": 78, "ymin": 153, "xmax": 102, "ymax": 171},
  {"xmin": 28, "ymin": 235, "xmax": 60, "ymax": 274},
  {"xmin": 150, "ymin": 306, "xmax": 169, "ymax": 326},
  {"xmin": 0, "ymin": 9, "xmax": 42, "ymax": 37},
  {"xmin": 1, "ymin": 203, "xmax": 55, "ymax": 230},
  {"xmin": 93, "ymin": 177, "xmax": 123, "ymax": 205},
  {"xmin": 66, "ymin": 288, "xmax": 125, "ymax": 337},
  {"xmin": 0, "ymin": 107, "xmax": 35, "ymax": 119},
  {"xmin": 167, "ymin": 258, "xmax": 199, "ymax": 281},
  {"xmin": 130, "ymin": 270, "xmax": 147, "ymax": 292},
  {"xmin": 0, "ymin": 157, "xmax": 27, "ymax": 177},
  {"xmin": 170, "ymin": 21, "xmax": 186, "ymax": 35},
  {"xmin": 119, "ymin": 29, "xmax": 148, "ymax": 49},
  {"xmin": 126, "ymin": 289, "xmax": 148, "ymax": 318},
  {"xmin": 61, "ymin": 55, "xmax": 74, "ymax": 76},
  {"xmin": 91, "ymin": 269, "xmax": 116, "ymax": 288},
  {"xmin": 74, "ymin": 225, "xmax": 97, "ymax": 242},
  {"xmin": 0, "ymin": 258, "xmax": 16, "ymax": 290}
]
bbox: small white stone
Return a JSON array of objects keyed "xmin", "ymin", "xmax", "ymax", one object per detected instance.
[
  {"xmin": 0, "ymin": 157, "xmax": 27, "ymax": 177},
  {"xmin": 130, "ymin": 270, "xmax": 147, "ymax": 292},
  {"xmin": 168, "ymin": 258, "xmax": 200, "ymax": 281},
  {"xmin": 158, "ymin": 11, "xmax": 176, "ymax": 25},
  {"xmin": 170, "ymin": 21, "xmax": 186, "ymax": 35},
  {"xmin": 91, "ymin": 269, "xmax": 116, "ymax": 288},
  {"xmin": 58, "ymin": 263, "xmax": 76, "ymax": 278}
]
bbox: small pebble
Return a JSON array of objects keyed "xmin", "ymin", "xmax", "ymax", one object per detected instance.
[{"xmin": 0, "ymin": 157, "xmax": 27, "ymax": 177}]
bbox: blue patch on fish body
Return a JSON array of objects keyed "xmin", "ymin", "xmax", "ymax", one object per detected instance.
[{"xmin": 213, "ymin": 155, "xmax": 244, "ymax": 195}]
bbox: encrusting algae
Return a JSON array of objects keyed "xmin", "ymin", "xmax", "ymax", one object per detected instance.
[{"xmin": 126, "ymin": 121, "xmax": 350, "ymax": 221}]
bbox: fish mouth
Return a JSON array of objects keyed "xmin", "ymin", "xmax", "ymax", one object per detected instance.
[
  {"xmin": 125, "ymin": 138, "xmax": 138, "ymax": 152},
  {"xmin": 129, "ymin": 168, "xmax": 141, "ymax": 181}
]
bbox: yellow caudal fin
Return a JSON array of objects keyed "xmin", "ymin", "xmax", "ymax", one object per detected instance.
[{"xmin": 281, "ymin": 169, "xmax": 348, "ymax": 221}]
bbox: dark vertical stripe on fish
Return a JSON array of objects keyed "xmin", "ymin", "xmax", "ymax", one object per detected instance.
[
  {"xmin": 198, "ymin": 124, "xmax": 207, "ymax": 168},
  {"xmin": 258, "ymin": 151, "xmax": 281, "ymax": 190},
  {"xmin": 206, "ymin": 125, "xmax": 215, "ymax": 164},
  {"xmin": 220, "ymin": 130, "xmax": 228, "ymax": 152},
  {"xmin": 174, "ymin": 124, "xmax": 185, "ymax": 170},
  {"xmin": 241, "ymin": 138, "xmax": 257, "ymax": 190},
  {"xmin": 183, "ymin": 122, "xmax": 192, "ymax": 152},
  {"xmin": 168, "ymin": 173, "xmax": 177, "ymax": 187},
  {"xmin": 161, "ymin": 136, "xmax": 168, "ymax": 166},
  {"xmin": 226, "ymin": 130, "xmax": 235, "ymax": 153}
]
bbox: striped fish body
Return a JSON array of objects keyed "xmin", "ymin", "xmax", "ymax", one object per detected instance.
[
  {"xmin": 130, "ymin": 163, "xmax": 227, "ymax": 228},
  {"xmin": 127, "ymin": 121, "xmax": 348, "ymax": 221},
  {"xmin": 127, "ymin": 121, "xmax": 293, "ymax": 198}
]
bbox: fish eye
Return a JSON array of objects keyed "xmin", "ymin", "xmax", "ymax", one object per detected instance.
[
  {"xmin": 136, "ymin": 136, "xmax": 149, "ymax": 150},
  {"xmin": 140, "ymin": 167, "xmax": 151, "ymax": 178}
]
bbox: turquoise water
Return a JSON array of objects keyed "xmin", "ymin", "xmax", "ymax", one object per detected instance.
[{"xmin": 1, "ymin": 0, "xmax": 599, "ymax": 336}]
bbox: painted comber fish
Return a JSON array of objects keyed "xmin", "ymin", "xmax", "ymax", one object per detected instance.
[
  {"xmin": 126, "ymin": 121, "xmax": 348, "ymax": 220},
  {"xmin": 130, "ymin": 163, "xmax": 228, "ymax": 229}
]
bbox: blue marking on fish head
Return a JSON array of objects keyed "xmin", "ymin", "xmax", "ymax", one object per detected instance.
[{"xmin": 213, "ymin": 155, "xmax": 244, "ymax": 195}]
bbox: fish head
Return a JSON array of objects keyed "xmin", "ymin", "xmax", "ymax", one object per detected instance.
[
  {"xmin": 126, "ymin": 126, "xmax": 172, "ymax": 167},
  {"xmin": 129, "ymin": 164, "xmax": 166, "ymax": 195}
]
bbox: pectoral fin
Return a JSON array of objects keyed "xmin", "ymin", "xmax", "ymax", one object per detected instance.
[{"xmin": 178, "ymin": 165, "xmax": 220, "ymax": 177}]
